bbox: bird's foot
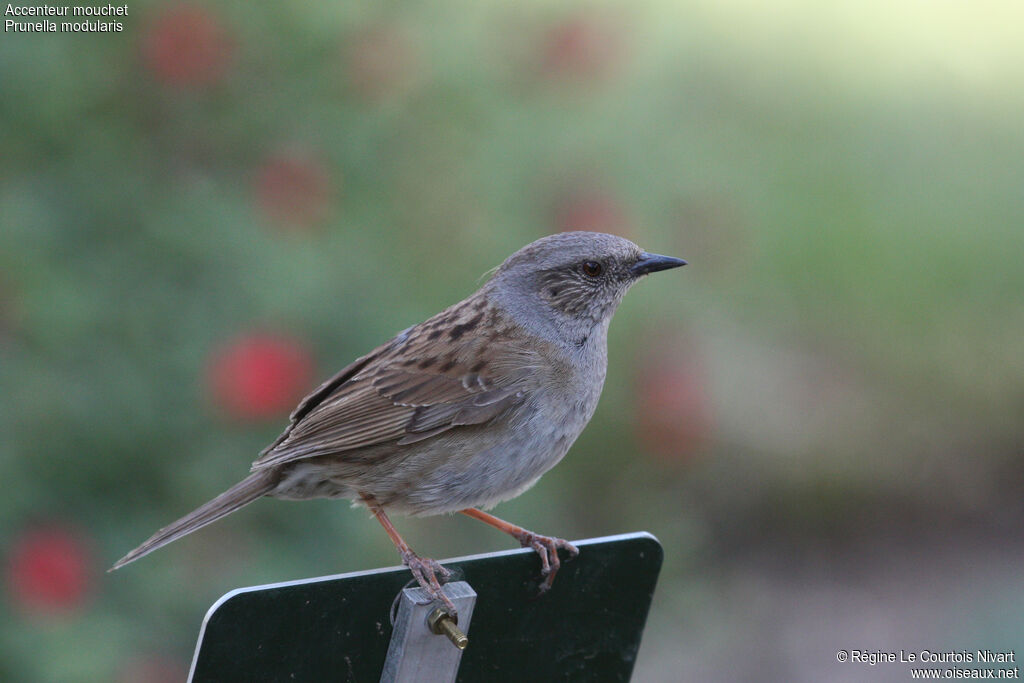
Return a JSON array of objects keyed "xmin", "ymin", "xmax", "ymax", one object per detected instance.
[
  {"xmin": 513, "ymin": 530, "xmax": 579, "ymax": 593},
  {"xmin": 401, "ymin": 550, "xmax": 457, "ymax": 616}
]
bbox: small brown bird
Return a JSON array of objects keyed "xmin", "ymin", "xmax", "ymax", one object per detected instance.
[{"xmin": 112, "ymin": 231, "xmax": 685, "ymax": 614}]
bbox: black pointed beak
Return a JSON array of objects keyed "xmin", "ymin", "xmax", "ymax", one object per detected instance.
[{"xmin": 631, "ymin": 252, "xmax": 687, "ymax": 276}]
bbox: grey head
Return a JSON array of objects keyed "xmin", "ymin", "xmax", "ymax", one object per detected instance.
[{"xmin": 484, "ymin": 231, "xmax": 686, "ymax": 348}]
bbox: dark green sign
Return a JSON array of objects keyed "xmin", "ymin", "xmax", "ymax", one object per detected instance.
[{"xmin": 191, "ymin": 532, "xmax": 662, "ymax": 682}]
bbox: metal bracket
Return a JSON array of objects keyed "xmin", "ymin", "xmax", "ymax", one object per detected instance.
[{"xmin": 380, "ymin": 582, "xmax": 477, "ymax": 683}]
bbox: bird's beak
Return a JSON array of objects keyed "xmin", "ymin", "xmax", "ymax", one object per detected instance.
[{"xmin": 631, "ymin": 252, "xmax": 687, "ymax": 276}]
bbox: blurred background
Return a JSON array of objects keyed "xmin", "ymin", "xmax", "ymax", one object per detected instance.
[{"xmin": 2, "ymin": 1, "xmax": 1023, "ymax": 680}]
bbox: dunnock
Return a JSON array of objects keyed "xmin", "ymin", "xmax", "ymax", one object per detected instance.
[{"xmin": 112, "ymin": 231, "xmax": 685, "ymax": 614}]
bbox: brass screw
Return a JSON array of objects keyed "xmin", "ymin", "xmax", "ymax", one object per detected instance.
[{"xmin": 427, "ymin": 608, "xmax": 468, "ymax": 650}]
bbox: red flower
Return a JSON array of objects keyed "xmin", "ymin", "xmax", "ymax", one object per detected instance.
[
  {"xmin": 552, "ymin": 186, "xmax": 630, "ymax": 238},
  {"xmin": 208, "ymin": 334, "xmax": 315, "ymax": 420},
  {"xmin": 142, "ymin": 4, "xmax": 232, "ymax": 87},
  {"xmin": 255, "ymin": 152, "xmax": 335, "ymax": 230},
  {"xmin": 7, "ymin": 525, "xmax": 93, "ymax": 615},
  {"xmin": 634, "ymin": 341, "xmax": 714, "ymax": 465},
  {"xmin": 540, "ymin": 13, "xmax": 623, "ymax": 82}
]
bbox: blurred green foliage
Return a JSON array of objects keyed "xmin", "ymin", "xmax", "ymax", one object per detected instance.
[{"xmin": 2, "ymin": 1, "xmax": 1023, "ymax": 680}]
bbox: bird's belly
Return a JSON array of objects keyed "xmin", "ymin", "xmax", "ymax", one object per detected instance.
[
  {"xmin": 273, "ymin": 388, "xmax": 599, "ymax": 516},
  {"xmin": 393, "ymin": 396, "xmax": 593, "ymax": 515}
]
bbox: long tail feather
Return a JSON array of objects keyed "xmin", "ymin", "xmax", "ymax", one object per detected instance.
[{"xmin": 110, "ymin": 471, "xmax": 277, "ymax": 571}]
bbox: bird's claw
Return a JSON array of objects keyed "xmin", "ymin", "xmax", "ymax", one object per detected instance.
[
  {"xmin": 514, "ymin": 531, "xmax": 579, "ymax": 592},
  {"xmin": 401, "ymin": 550, "xmax": 457, "ymax": 616}
]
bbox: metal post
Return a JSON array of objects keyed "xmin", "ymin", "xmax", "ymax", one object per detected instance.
[{"xmin": 380, "ymin": 582, "xmax": 477, "ymax": 683}]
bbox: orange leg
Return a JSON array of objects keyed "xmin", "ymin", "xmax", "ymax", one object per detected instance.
[
  {"xmin": 361, "ymin": 494, "xmax": 457, "ymax": 615},
  {"xmin": 461, "ymin": 508, "xmax": 579, "ymax": 592}
]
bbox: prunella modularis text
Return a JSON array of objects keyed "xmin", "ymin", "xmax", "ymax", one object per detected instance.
[{"xmin": 112, "ymin": 231, "xmax": 686, "ymax": 614}]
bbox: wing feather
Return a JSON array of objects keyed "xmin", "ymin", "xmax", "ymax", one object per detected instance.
[{"xmin": 252, "ymin": 307, "xmax": 546, "ymax": 471}]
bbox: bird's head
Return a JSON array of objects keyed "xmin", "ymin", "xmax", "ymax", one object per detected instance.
[{"xmin": 487, "ymin": 231, "xmax": 686, "ymax": 347}]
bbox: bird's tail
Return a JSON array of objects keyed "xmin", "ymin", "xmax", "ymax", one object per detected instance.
[{"xmin": 110, "ymin": 470, "xmax": 278, "ymax": 571}]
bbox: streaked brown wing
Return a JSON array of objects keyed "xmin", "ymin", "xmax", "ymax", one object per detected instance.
[
  {"xmin": 253, "ymin": 343, "xmax": 390, "ymax": 465},
  {"xmin": 251, "ymin": 327, "xmax": 537, "ymax": 471}
]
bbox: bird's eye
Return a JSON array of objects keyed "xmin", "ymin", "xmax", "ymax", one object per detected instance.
[{"xmin": 581, "ymin": 261, "xmax": 604, "ymax": 277}]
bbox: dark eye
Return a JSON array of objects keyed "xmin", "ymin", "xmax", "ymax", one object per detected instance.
[{"xmin": 581, "ymin": 260, "xmax": 603, "ymax": 277}]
